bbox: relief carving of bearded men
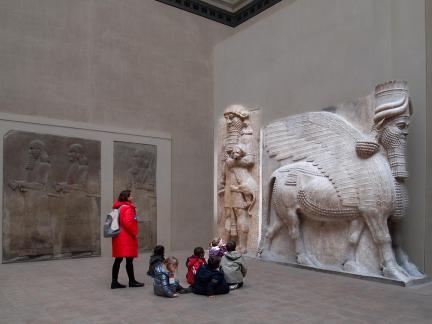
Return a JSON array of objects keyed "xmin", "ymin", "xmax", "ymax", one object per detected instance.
[
  {"xmin": 55, "ymin": 143, "xmax": 89, "ymax": 193},
  {"xmin": 54, "ymin": 143, "xmax": 92, "ymax": 255},
  {"xmin": 219, "ymin": 105, "xmax": 257, "ymax": 253},
  {"xmin": 7, "ymin": 139, "xmax": 52, "ymax": 259},
  {"xmin": 9, "ymin": 139, "xmax": 51, "ymax": 192},
  {"xmin": 126, "ymin": 149, "xmax": 155, "ymax": 192},
  {"xmin": 125, "ymin": 148, "xmax": 157, "ymax": 250}
]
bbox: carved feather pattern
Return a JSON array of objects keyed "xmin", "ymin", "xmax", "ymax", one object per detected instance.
[{"xmin": 264, "ymin": 112, "xmax": 372, "ymax": 208}]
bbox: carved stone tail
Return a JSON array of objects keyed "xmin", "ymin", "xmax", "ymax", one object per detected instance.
[
  {"xmin": 267, "ymin": 177, "xmax": 276, "ymax": 225},
  {"xmin": 247, "ymin": 194, "xmax": 256, "ymax": 218}
]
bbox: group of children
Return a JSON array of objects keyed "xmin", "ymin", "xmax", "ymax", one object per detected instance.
[{"xmin": 147, "ymin": 237, "xmax": 247, "ymax": 298}]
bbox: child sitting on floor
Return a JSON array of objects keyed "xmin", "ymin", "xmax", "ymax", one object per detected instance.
[
  {"xmin": 186, "ymin": 247, "xmax": 207, "ymax": 285},
  {"xmin": 153, "ymin": 256, "xmax": 191, "ymax": 298},
  {"xmin": 220, "ymin": 240, "xmax": 247, "ymax": 290},
  {"xmin": 147, "ymin": 245, "xmax": 165, "ymax": 277},
  {"xmin": 208, "ymin": 237, "xmax": 226, "ymax": 259},
  {"xmin": 192, "ymin": 256, "xmax": 229, "ymax": 297}
]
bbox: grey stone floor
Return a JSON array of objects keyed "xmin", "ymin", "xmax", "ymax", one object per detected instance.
[{"xmin": 1, "ymin": 250, "xmax": 432, "ymax": 324}]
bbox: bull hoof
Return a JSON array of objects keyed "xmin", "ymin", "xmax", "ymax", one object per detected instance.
[
  {"xmin": 343, "ymin": 261, "xmax": 367, "ymax": 274},
  {"xmin": 383, "ymin": 265, "xmax": 410, "ymax": 282},
  {"xmin": 258, "ymin": 248, "xmax": 275, "ymax": 260},
  {"xmin": 402, "ymin": 262, "xmax": 424, "ymax": 278},
  {"xmin": 396, "ymin": 249, "xmax": 425, "ymax": 278},
  {"xmin": 297, "ymin": 253, "xmax": 320, "ymax": 267}
]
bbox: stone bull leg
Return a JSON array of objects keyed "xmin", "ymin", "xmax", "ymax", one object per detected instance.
[
  {"xmin": 390, "ymin": 220, "xmax": 424, "ymax": 278},
  {"xmin": 271, "ymin": 179, "xmax": 319, "ymax": 267},
  {"xmin": 259, "ymin": 177, "xmax": 284, "ymax": 256},
  {"xmin": 262, "ymin": 217, "xmax": 284, "ymax": 250},
  {"xmin": 284, "ymin": 209, "xmax": 320, "ymax": 267},
  {"xmin": 343, "ymin": 218, "xmax": 366, "ymax": 273},
  {"xmin": 362, "ymin": 209, "xmax": 409, "ymax": 281}
]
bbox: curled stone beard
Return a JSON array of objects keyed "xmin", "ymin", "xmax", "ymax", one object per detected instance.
[
  {"xmin": 386, "ymin": 141, "xmax": 408, "ymax": 179},
  {"xmin": 380, "ymin": 126, "xmax": 408, "ymax": 179},
  {"xmin": 225, "ymin": 118, "xmax": 244, "ymax": 153},
  {"xmin": 393, "ymin": 179, "xmax": 408, "ymax": 220},
  {"xmin": 24, "ymin": 154, "xmax": 37, "ymax": 171}
]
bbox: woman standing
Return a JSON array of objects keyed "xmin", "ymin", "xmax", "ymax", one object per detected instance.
[{"xmin": 111, "ymin": 190, "xmax": 144, "ymax": 289}]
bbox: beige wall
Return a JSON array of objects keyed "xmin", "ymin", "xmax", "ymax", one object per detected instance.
[
  {"xmin": 214, "ymin": 0, "xmax": 429, "ymax": 272},
  {"xmin": 0, "ymin": 0, "xmax": 232, "ymax": 250}
]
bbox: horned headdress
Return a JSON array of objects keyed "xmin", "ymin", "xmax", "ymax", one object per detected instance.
[{"xmin": 374, "ymin": 80, "xmax": 411, "ymax": 127}]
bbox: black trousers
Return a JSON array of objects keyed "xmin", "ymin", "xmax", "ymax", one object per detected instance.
[{"xmin": 112, "ymin": 257, "xmax": 136, "ymax": 282}]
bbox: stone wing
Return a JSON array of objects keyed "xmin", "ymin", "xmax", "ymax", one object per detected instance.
[{"xmin": 264, "ymin": 111, "xmax": 367, "ymax": 207}]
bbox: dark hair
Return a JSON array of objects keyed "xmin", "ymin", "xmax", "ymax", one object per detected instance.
[
  {"xmin": 226, "ymin": 241, "xmax": 236, "ymax": 252},
  {"xmin": 209, "ymin": 237, "xmax": 221, "ymax": 247},
  {"xmin": 207, "ymin": 256, "xmax": 221, "ymax": 270},
  {"xmin": 194, "ymin": 247, "xmax": 205, "ymax": 258},
  {"xmin": 118, "ymin": 190, "xmax": 131, "ymax": 202},
  {"xmin": 153, "ymin": 245, "xmax": 165, "ymax": 257}
]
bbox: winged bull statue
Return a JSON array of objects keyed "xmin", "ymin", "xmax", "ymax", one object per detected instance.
[{"xmin": 259, "ymin": 81, "xmax": 423, "ymax": 281}]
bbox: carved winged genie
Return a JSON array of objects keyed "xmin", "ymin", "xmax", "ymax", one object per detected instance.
[{"xmin": 260, "ymin": 81, "xmax": 422, "ymax": 281}]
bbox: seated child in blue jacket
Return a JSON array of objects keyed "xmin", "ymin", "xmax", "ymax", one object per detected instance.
[
  {"xmin": 192, "ymin": 256, "xmax": 230, "ymax": 297},
  {"xmin": 153, "ymin": 256, "xmax": 190, "ymax": 298}
]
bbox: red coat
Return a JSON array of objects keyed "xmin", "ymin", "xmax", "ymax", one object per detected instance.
[
  {"xmin": 112, "ymin": 201, "xmax": 138, "ymax": 258},
  {"xmin": 186, "ymin": 256, "xmax": 207, "ymax": 285}
]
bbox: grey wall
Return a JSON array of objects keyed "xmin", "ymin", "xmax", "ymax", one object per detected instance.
[
  {"xmin": 214, "ymin": 0, "xmax": 429, "ymax": 273},
  {"xmin": 0, "ymin": 0, "xmax": 232, "ymax": 250},
  {"xmin": 425, "ymin": 0, "xmax": 432, "ymax": 273}
]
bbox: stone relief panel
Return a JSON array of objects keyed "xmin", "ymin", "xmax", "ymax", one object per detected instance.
[
  {"xmin": 113, "ymin": 142, "xmax": 157, "ymax": 251},
  {"xmin": 259, "ymin": 81, "xmax": 424, "ymax": 283},
  {"xmin": 217, "ymin": 105, "xmax": 260, "ymax": 255},
  {"xmin": 3, "ymin": 131, "xmax": 101, "ymax": 262}
]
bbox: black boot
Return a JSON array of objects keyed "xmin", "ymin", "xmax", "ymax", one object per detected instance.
[
  {"xmin": 126, "ymin": 258, "xmax": 144, "ymax": 287},
  {"xmin": 178, "ymin": 285, "xmax": 192, "ymax": 294},
  {"xmin": 111, "ymin": 258, "xmax": 126, "ymax": 289},
  {"xmin": 111, "ymin": 281, "xmax": 126, "ymax": 289},
  {"xmin": 129, "ymin": 281, "xmax": 144, "ymax": 287}
]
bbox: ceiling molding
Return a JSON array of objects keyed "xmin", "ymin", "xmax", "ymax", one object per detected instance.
[
  {"xmin": 156, "ymin": 0, "xmax": 282, "ymax": 27},
  {"xmin": 201, "ymin": 1, "xmax": 254, "ymax": 13}
]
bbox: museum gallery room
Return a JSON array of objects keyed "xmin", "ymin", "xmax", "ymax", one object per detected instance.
[{"xmin": 1, "ymin": 0, "xmax": 432, "ymax": 323}]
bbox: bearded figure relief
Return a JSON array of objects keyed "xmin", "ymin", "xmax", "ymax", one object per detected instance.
[
  {"xmin": 125, "ymin": 147, "xmax": 157, "ymax": 250},
  {"xmin": 126, "ymin": 149, "xmax": 156, "ymax": 192},
  {"xmin": 5, "ymin": 139, "xmax": 52, "ymax": 259},
  {"xmin": 3, "ymin": 132, "xmax": 101, "ymax": 262},
  {"xmin": 8, "ymin": 139, "xmax": 51, "ymax": 192},
  {"xmin": 55, "ymin": 143, "xmax": 89, "ymax": 193},
  {"xmin": 259, "ymin": 81, "xmax": 424, "ymax": 282},
  {"xmin": 218, "ymin": 105, "xmax": 258, "ymax": 254},
  {"xmin": 54, "ymin": 143, "xmax": 93, "ymax": 255}
]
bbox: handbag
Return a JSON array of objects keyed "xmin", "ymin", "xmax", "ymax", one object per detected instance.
[{"xmin": 103, "ymin": 205, "xmax": 126, "ymax": 238}]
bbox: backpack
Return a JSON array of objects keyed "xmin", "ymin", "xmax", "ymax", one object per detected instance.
[
  {"xmin": 186, "ymin": 256, "xmax": 206, "ymax": 285},
  {"xmin": 103, "ymin": 205, "xmax": 126, "ymax": 238}
]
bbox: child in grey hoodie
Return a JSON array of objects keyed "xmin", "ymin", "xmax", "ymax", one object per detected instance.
[{"xmin": 220, "ymin": 241, "xmax": 247, "ymax": 290}]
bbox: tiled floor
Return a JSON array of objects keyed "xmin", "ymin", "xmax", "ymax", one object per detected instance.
[{"xmin": 0, "ymin": 250, "xmax": 431, "ymax": 324}]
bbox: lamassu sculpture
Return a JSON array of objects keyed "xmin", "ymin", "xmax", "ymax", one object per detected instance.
[{"xmin": 259, "ymin": 81, "xmax": 423, "ymax": 282}]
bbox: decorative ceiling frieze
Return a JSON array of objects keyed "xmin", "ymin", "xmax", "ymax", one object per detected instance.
[{"xmin": 156, "ymin": 0, "xmax": 282, "ymax": 27}]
